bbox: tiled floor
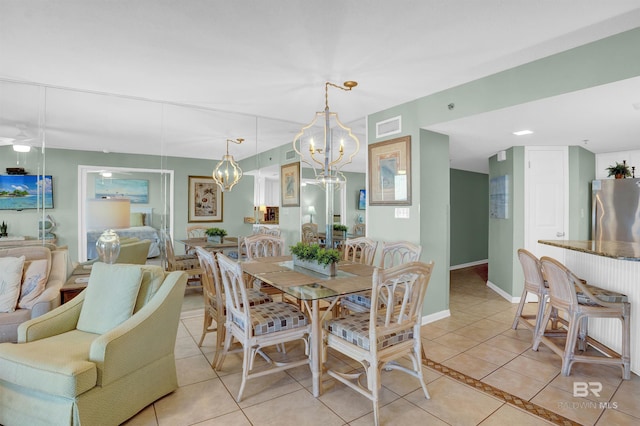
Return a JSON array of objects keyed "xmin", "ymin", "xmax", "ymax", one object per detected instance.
[{"xmin": 124, "ymin": 265, "xmax": 640, "ymax": 425}]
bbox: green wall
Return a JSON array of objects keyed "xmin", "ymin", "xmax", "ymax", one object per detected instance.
[
  {"xmin": 450, "ymin": 169, "xmax": 489, "ymax": 266},
  {"xmin": 366, "ymin": 27, "xmax": 640, "ymax": 317},
  {"xmin": 0, "ymin": 146, "xmax": 256, "ymax": 261}
]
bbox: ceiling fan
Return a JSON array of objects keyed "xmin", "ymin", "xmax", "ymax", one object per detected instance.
[{"xmin": 0, "ymin": 125, "xmax": 37, "ymax": 151}]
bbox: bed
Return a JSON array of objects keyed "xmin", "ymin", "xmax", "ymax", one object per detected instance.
[{"xmin": 86, "ymin": 207, "xmax": 161, "ymax": 259}]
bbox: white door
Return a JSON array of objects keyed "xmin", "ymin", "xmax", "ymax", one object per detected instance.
[{"xmin": 524, "ymin": 146, "xmax": 568, "ymax": 262}]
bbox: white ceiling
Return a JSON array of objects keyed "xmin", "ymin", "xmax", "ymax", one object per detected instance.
[{"xmin": 1, "ymin": 1, "xmax": 640, "ymax": 174}]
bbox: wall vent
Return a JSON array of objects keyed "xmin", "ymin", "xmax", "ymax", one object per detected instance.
[
  {"xmin": 376, "ymin": 116, "xmax": 401, "ymax": 138},
  {"xmin": 285, "ymin": 149, "xmax": 296, "ymax": 160}
]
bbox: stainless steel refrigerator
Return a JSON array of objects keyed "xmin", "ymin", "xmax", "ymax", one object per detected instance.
[{"xmin": 592, "ymin": 178, "xmax": 640, "ymax": 243}]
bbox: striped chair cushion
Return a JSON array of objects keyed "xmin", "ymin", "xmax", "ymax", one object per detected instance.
[
  {"xmin": 325, "ymin": 312, "xmax": 414, "ymax": 351},
  {"xmin": 173, "ymin": 255, "xmax": 201, "ymax": 270},
  {"xmin": 577, "ymin": 283, "xmax": 628, "ymax": 305},
  {"xmin": 231, "ymin": 302, "xmax": 308, "ymax": 336}
]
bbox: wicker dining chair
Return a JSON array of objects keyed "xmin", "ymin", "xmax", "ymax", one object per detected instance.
[
  {"xmin": 216, "ymin": 253, "xmax": 311, "ymax": 401},
  {"xmin": 301, "ymin": 222, "xmax": 320, "ymax": 245},
  {"xmin": 341, "ymin": 240, "xmax": 421, "ymax": 313},
  {"xmin": 195, "ymin": 247, "xmax": 272, "ymax": 368},
  {"xmin": 324, "ymin": 261, "xmax": 435, "ymax": 426}
]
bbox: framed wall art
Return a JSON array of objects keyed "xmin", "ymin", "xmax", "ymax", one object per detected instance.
[
  {"xmin": 368, "ymin": 135, "xmax": 411, "ymax": 205},
  {"xmin": 95, "ymin": 178, "xmax": 148, "ymax": 204},
  {"xmin": 188, "ymin": 176, "xmax": 223, "ymax": 222},
  {"xmin": 280, "ymin": 162, "xmax": 300, "ymax": 207}
]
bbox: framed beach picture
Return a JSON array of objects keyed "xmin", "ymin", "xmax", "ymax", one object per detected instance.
[
  {"xmin": 281, "ymin": 162, "xmax": 300, "ymax": 207},
  {"xmin": 188, "ymin": 176, "xmax": 223, "ymax": 222},
  {"xmin": 95, "ymin": 178, "xmax": 148, "ymax": 204},
  {"xmin": 368, "ymin": 135, "xmax": 411, "ymax": 205}
]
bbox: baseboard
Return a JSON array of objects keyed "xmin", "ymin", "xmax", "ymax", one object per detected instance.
[
  {"xmin": 421, "ymin": 309, "xmax": 451, "ymax": 325},
  {"xmin": 486, "ymin": 280, "xmax": 519, "ymax": 303},
  {"xmin": 449, "ymin": 259, "xmax": 488, "ymax": 270}
]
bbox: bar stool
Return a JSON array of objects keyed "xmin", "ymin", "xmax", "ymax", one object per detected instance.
[
  {"xmin": 512, "ymin": 249, "xmax": 564, "ymax": 342},
  {"xmin": 534, "ymin": 256, "xmax": 630, "ymax": 380}
]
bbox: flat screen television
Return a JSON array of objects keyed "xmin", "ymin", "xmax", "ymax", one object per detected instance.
[
  {"xmin": 358, "ymin": 189, "xmax": 366, "ymax": 210},
  {"xmin": 0, "ymin": 175, "xmax": 53, "ymax": 210}
]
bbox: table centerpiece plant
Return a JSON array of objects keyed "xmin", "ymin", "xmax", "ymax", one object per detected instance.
[
  {"xmin": 205, "ymin": 227, "xmax": 227, "ymax": 243},
  {"xmin": 333, "ymin": 224, "xmax": 348, "ymax": 237},
  {"xmin": 290, "ymin": 242, "xmax": 341, "ymax": 276}
]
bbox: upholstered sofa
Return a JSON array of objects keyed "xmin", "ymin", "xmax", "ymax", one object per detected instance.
[
  {"xmin": 0, "ymin": 246, "xmax": 68, "ymax": 343},
  {"xmin": 0, "ymin": 263, "xmax": 187, "ymax": 426}
]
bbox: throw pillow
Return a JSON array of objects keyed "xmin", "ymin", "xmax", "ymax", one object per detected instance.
[
  {"xmin": 0, "ymin": 256, "xmax": 26, "ymax": 313},
  {"xmin": 18, "ymin": 258, "xmax": 49, "ymax": 309},
  {"xmin": 130, "ymin": 212, "xmax": 145, "ymax": 227},
  {"xmin": 77, "ymin": 262, "xmax": 144, "ymax": 334}
]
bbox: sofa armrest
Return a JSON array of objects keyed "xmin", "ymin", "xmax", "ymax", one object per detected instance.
[
  {"xmin": 89, "ymin": 271, "xmax": 187, "ymax": 386},
  {"xmin": 18, "ymin": 292, "xmax": 84, "ymax": 343},
  {"xmin": 29, "ymin": 278, "xmax": 63, "ymax": 318}
]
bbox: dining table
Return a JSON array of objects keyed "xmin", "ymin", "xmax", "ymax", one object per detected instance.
[
  {"xmin": 241, "ymin": 255, "xmax": 376, "ymax": 397},
  {"xmin": 176, "ymin": 237, "xmax": 238, "ymax": 254}
]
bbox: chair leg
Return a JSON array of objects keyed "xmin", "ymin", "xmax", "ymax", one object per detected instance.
[
  {"xmin": 237, "ymin": 345, "xmax": 252, "ymax": 402},
  {"xmin": 562, "ymin": 313, "xmax": 580, "ymax": 376},
  {"xmin": 212, "ymin": 319, "xmax": 225, "ymax": 370},
  {"xmin": 512, "ymin": 289, "xmax": 528, "ymax": 330},
  {"xmin": 369, "ymin": 362, "xmax": 381, "ymax": 426},
  {"xmin": 198, "ymin": 310, "xmax": 213, "ymax": 347},
  {"xmin": 532, "ymin": 305, "xmax": 552, "ymax": 351},
  {"xmin": 216, "ymin": 323, "xmax": 233, "ymax": 370},
  {"xmin": 622, "ymin": 306, "xmax": 631, "ymax": 380}
]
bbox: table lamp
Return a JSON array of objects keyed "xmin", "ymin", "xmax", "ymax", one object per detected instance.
[
  {"xmin": 308, "ymin": 205, "xmax": 316, "ymax": 223},
  {"xmin": 87, "ymin": 198, "xmax": 131, "ymax": 263}
]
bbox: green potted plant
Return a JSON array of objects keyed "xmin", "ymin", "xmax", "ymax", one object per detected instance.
[
  {"xmin": 290, "ymin": 242, "xmax": 341, "ymax": 276},
  {"xmin": 0, "ymin": 221, "xmax": 7, "ymax": 237},
  {"xmin": 333, "ymin": 223, "xmax": 348, "ymax": 237},
  {"xmin": 205, "ymin": 227, "xmax": 227, "ymax": 243},
  {"xmin": 606, "ymin": 161, "xmax": 632, "ymax": 179}
]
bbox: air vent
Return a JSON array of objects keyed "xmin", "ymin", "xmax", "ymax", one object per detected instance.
[
  {"xmin": 376, "ymin": 116, "xmax": 401, "ymax": 138},
  {"xmin": 285, "ymin": 150, "xmax": 296, "ymax": 160}
]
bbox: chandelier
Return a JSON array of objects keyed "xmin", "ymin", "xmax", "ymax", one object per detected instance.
[
  {"xmin": 212, "ymin": 138, "xmax": 244, "ymax": 192},
  {"xmin": 293, "ymin": 81, "xmax": 359, "ymax": 249},
  {"xmin": 292, "ymin": 81, "xmax": 360, "ymax": 186}
]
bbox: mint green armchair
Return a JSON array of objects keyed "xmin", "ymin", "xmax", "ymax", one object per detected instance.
[{"xmin": 0, "ymin": 264, "xmax": 187, "ymax": 426}]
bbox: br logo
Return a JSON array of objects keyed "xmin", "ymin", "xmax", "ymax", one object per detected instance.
[{"xmin": 573, "ymin": 382, "xmax": 602, "ymax": 397}]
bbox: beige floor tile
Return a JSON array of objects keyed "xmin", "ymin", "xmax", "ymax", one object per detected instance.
[
  {"xmin": 469, "ymin": 318, "xmax": 511, "ymax": 332},
  {"xmin": 377, "ymin": 360, "xmax": 441, "ymax": 396},
  {"xmin": 318, "ymin": 378, "xmax": 400, "ymax": 422},
  {"xmin": 350, "ymin": 397, "xmax": 449, "ymax": 426},
  {"xmin": 123, "ymin": 405, "xmax": 157, "ymax": 426},
  {"xmin": 595, "ymin": 407, "xmax": 640, "ymax": 425},
  {"xmin": 500, "ymin": 326, "xmax": 535, "ymax": 343},
  {"xmin": 441, "ymin": 352, "xmax": 500, "ymax": 380},
  {"xmin": 484, "ymin": 334, "xmax": 531, "ymax": 354},
  {"xmin": 519, "ymin": 344, "xmax": 563, "ymax": 367},
  {"xmin": 175, "ymin": 353, "xmax": 218, "ymax": 387},
  {"xmin": 464, "ymin": 342, "xmax": 518, "ymax": 366},
  {"xmin": 219, "ymin": 370, "xmax": 304, "ymax": 408},
  {"xmin": 195, "ymin": 410, "xmax": 253, "ymax": 426},
  {"xmin": 405, "ymin": 376, "xmax": 503, "ymax": 425},
  {"xmin": 478, "ymin": 404, "xmax": 555, "ymax": 425},
  {"xmin": 502, "ymin": 355, "xmax": 560, "ymax": 383},
  {"xmin": 174, "ymin": 334, "xmax": 205, "ymax": 359},
  {"xmin": 423, "ymin": 339, "xmax": 463, "ymax": 363},
  {"xmin": 154, "ymin": 378, "xmax": 239, "ymax": 426},
  {"xmin": 531, "ymin": 385, "xmax": 604, "ymax": 426},
  {"xmin": 421, "ymin": 323, "xmax": 451, "ymax": 340},
  {"xmin": 548, "ymin": 372, "xmax": 618, "ymax": 402},
  {"xmin": 483, "ymin": 367, "xmax": 548, "ymax": 401},
  {"xmin": 242, "ymin": 388, "xmax": 344, "ymax": 426},
  {"xmin": 430, "ymin": 316, "xmax": 474, "ymax": 331},
  {"xmin": 452, "ymin": 325, "xmax": 504, "ymax": 342},
  {"xmin": 611, "ymin": 376, "xmax": 640, "ymax": 418},
  {"xmin": 433, "ymin": 332, "xmax": 481, "ymax": 352}
]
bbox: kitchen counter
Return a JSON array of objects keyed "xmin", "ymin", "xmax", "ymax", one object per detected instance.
[{"xmin": 538, "ymin": 240, "xmax": 640, "ymax": 261}]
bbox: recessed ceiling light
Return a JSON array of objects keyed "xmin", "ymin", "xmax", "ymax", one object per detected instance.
[{"xmin": 513, "ymin": 130, "xmax": 534, "ymax": 136}]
